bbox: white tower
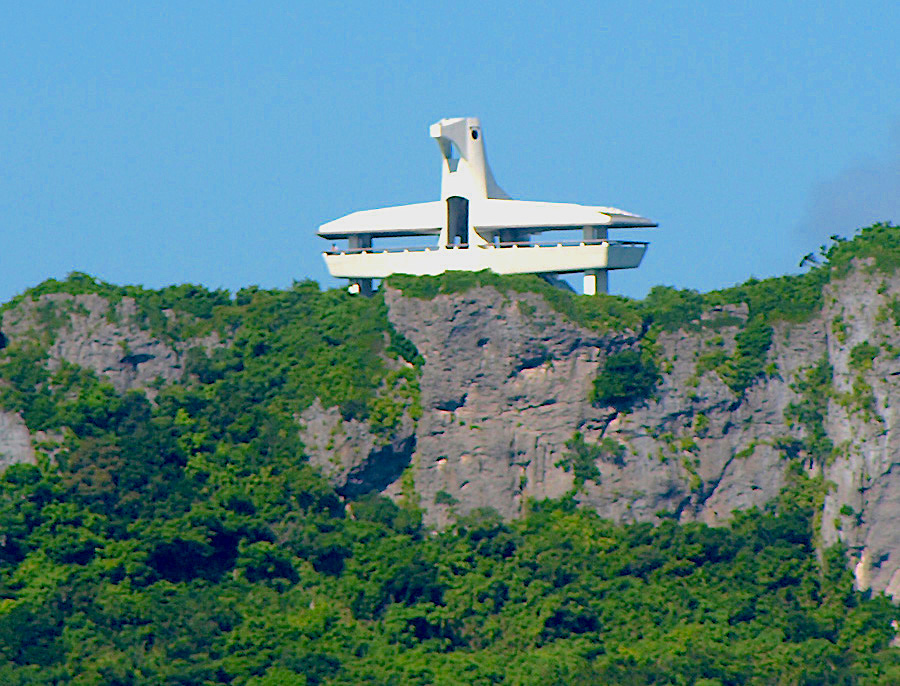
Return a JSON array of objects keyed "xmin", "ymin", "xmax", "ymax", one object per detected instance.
[{"xmin": 319, "ymin": 118, "xmax": 656, "ymax": 294}]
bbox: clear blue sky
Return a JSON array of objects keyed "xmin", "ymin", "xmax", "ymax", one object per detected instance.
[{"xmin": 2, "ymin": 1, "xmax": 898, "ymax": 303}]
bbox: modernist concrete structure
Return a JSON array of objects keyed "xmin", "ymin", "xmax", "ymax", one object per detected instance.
[{"xmin": 319, "ymin": 118, "xmax": 656, "ymax": 295}]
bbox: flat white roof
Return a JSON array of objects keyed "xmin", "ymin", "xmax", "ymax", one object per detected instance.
[{"xmin": 318, "ymin": 199, "xmax": 656, "ymax": 239}]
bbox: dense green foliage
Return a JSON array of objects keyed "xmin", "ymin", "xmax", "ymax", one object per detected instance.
[
  {"xmin": 849, "ymin": 342, "xmax": 880, "ymax": 372},
  {"xmin": 824, "ymin": 223, "xmax": 900, "ymax": 275},
  {"xmin": 1, "ymin": 223, "xmax": 899, "ymax": 682},
  {"xmin": 1, "ymin": 277, "xmax": 421, "ymax": 436},
  {"xmin": 590, "ymin": 350, "xmax": 660, "ymax": 412},
  {"xmin": 0, "ymin": 273, "xmax": 232, "ymax": 342},
  {"xmin": 1, "ymin": 426, "xmax": 899, "ymax": 685}
]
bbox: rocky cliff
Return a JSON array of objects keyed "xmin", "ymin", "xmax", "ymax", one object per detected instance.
[
  {"xmin": 315, "ymin": 260, "xmax": 900, "ymax": 597},
  {"xmin": 2, "ymin": 238, "xmax": 899, "ymax": 597}
]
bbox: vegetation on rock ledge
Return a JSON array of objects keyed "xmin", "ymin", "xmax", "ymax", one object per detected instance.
[{"xmin": 591, "ymin": 349, "xmax": 660, "ymax": 412}]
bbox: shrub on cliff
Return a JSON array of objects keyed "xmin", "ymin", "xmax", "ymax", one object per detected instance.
[{"xmin": 591, "ymin": 349, "xmax": 660, "ymax": 412}]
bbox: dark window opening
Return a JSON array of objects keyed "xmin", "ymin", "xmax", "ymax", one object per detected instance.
[{"xmin": 447, "ymin": 196, "xmax": 469, "ymax": 248}]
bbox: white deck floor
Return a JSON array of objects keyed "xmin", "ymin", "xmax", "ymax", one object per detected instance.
[{"xmin": 323, "ymin": 240, "xmax": 647, "ymax": 278}]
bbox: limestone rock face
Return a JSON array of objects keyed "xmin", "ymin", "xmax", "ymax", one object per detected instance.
[
  {"xmin": 382, "ymin": 285, "xmax": 810, "ymax": 529},
  {"xmin": 372, "ymin": 265, "xmax": 900, "ymax": 597},
  {"xmin": 384, "ymin": 288, "xmax": 613, "ymax": 526},
  {"xmin": 0, "ymin": 411, "xmax": 35, "ymax": 470},
  {"xmin": 299, "ymin": 399, "xmax": 415, "ymax": 499},
  {"xmin": 817, "ymin": 267, "xmax": 900, "ymax": 597},
  {"xmin": 1, "ymin": 293, "xmax": 221, "ymax": 394}
]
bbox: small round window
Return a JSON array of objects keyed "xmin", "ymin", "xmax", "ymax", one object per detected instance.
[{"xmin": 471, "ymin": 129, "xmax": 479, "ymax": 140}]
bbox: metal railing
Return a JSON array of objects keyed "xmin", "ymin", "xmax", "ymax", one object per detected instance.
[{"xmin": 323, "ymin": 239, "xmax": 648, "ymax": 256}]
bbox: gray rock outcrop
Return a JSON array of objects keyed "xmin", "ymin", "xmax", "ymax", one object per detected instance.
[
  {"xmin": 299, "ymin": 399, "xmax": 416, "ymax": 499},
  {"xmin": 0, "ymin": 411, "xmax": 35, "ymax": 470},
  {"xmin": 1, "ymin": 293, "xmax": 221, "ymax": 394},
  {"xmin": 365, "ymin": 264, "xmax": 898, "ymax": 597}
]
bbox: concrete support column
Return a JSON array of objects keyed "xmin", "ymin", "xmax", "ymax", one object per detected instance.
[
  {"xmin": 582, "ymin": 226, "xmax": 608, "ymax": 295},
  {"xmin": 348, "ymin": 279, "xmax": 373, "ymax": 296},
  {"xmin": 583, "ymin": 269, "xmax": 608, "ymax": 296},
  {"xmin": 347, "ymin": 234, "xmax": 373, "ymax": 296}
]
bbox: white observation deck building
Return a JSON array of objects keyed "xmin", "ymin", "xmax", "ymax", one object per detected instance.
[{"xmin": 319, "ymin": 117, "xmax": 656, "ymax": 295}]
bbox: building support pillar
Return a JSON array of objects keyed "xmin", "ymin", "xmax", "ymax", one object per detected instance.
[
  {"xmin": 582, "ymin": 226, "xmax": 608, "ymax": 295},
  {"xmin": 583, "ymin": 269, "xmax": 608, "ymax": 296},
  {"xmin": 347, "ymin": 234, "xmax": 373, "ymax": 296}
]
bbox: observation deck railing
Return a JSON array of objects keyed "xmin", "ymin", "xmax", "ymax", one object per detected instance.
[{"xmin": 323, "ymin": 239, "xmax": 648, "ymax": 256}]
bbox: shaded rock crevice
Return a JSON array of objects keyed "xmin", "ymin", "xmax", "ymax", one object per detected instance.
[{"xmin": 338, "ymin": 434, "xmax": 416, "ymax": 499}]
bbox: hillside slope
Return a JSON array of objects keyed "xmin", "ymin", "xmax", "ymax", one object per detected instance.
[
  {"xmin": 305, "ymin": 223, "xmax": 900, "ymax": 597},
  {"xmin": 3, "ymin": 226, "xmax": 900, "ymax": 595},
  {"xmin": 0, "ymin": 224, "xmax": 900, "ymax": 681}
]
